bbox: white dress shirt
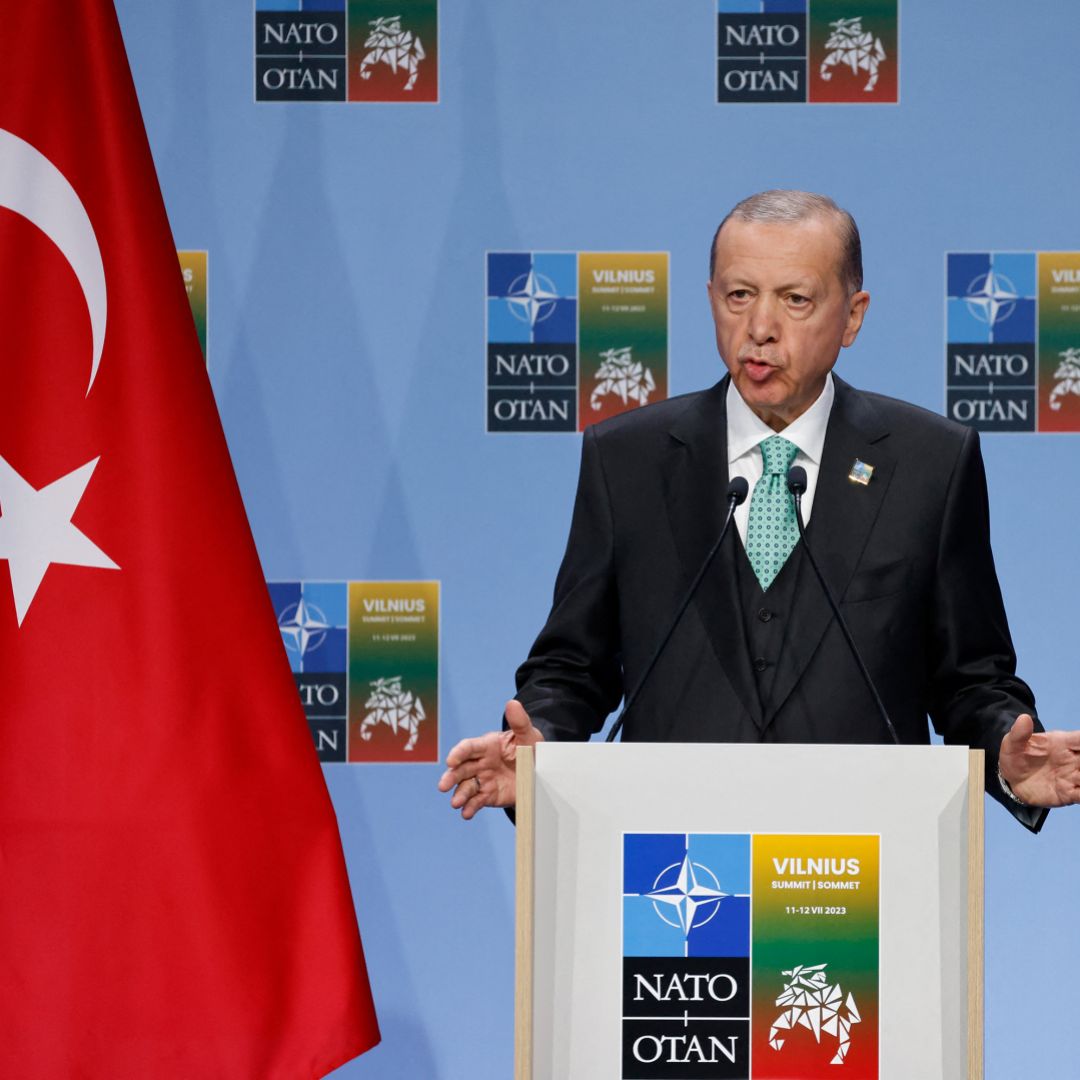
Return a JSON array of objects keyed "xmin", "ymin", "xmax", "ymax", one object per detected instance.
[{"xmin": 727, "ymin": 373, "xmax": 835, "ymax": 542}]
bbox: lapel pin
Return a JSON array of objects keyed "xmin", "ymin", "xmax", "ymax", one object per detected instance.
[{"xmin": 848, "ymin": 459, "xmax": 874, "ymax": 486}]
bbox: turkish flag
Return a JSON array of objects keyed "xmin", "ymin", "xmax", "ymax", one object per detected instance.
[{"xmin": 0, "ymin": 4, "xmax": 379, "ymax": 1077}]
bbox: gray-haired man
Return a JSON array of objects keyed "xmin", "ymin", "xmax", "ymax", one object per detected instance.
[{"xmin": 440, "ymin": 190, "xmax": 1080, "ymax": 828}]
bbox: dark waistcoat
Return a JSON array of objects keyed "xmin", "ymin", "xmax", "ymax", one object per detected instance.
[{"xmin": 734, "ymin": 533, "xmax": 806, "ymax": 716}]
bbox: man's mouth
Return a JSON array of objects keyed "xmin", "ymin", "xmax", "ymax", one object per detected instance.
[{"xmin": 741, "ymin": 357, "xmax": 778, "ymax": 381}]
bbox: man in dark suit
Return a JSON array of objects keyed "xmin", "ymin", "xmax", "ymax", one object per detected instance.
[{"xmin": 439, "ymin": 190, "xmax": 1080, "ymax": 829}]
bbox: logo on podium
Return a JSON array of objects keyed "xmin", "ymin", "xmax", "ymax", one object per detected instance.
[{"xmin": 623, "ymin": 832, "xmax": 879, "ymax": 1078}]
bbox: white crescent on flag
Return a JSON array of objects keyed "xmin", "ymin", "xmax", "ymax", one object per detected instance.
[
  {"xmin": 0, "ymin": 128, "xmax": 115, "ymax": 625},
  {"xmin": 0, "ymin": 127, "xmax": 106, "ymax": 394}
]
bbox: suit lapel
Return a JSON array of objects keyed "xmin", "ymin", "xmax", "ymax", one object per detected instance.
[
  {"xmin": 661, "ymin": 379, "xmax": 764, "ymax": 730},
  {"xmin": 765, "ymin": 378, "xmax": 895, "ymax": 726}
]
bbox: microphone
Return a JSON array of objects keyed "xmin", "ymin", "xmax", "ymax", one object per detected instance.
[
  {"xmin": 606, "ymin": 476, "xmax": 750, "ymax": 742},
  {"xmin": 786, "ymin": 466, "xmax": 900, "ymax": 745}
]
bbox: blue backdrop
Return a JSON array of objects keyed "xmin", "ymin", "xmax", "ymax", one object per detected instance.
[{"xmin": 114, "ymin": 3, "xmax": 1080, "ymax": 1076}]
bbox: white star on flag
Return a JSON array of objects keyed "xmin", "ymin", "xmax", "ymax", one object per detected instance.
[{"xmin": 0, "ymin": 454, "xmax": 118, "ymax": 626}]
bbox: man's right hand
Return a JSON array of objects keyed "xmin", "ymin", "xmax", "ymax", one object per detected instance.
[{"xmin": 437, "ymin": 700, "xmax": 544, "ymax": 820}]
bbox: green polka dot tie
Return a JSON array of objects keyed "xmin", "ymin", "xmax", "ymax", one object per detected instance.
[{"xmin": 746, "ymin": 435, "xmax": 800, "ymax": 591}]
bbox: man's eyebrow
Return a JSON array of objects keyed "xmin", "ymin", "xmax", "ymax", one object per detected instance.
[
  {"xmin": 718, "ymin": 273, "xmax": 821, "ymax": 292},
  {"xmin": 773, "ymin": 273, "xmax": 822, "ymax": 292}
]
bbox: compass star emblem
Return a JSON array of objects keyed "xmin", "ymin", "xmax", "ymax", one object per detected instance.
[
  {"xmin": 964, "ymin": 270, "xmax": 1019, "ymax": 327},
  {"xmin": 278, "ymin": 598, "xmax": 329, "ymax": 657},
  {"xmin": 505, "ymin": 269, "xmax": 560, "ymax": 328},
  {"xmin": 646, "ymin": 854, "xmax": 728, "ymax": 935}
]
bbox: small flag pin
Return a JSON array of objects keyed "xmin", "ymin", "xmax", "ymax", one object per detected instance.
[{"xmin": 848, "ymin": 459, "xmax": 874, "ymax": 486}]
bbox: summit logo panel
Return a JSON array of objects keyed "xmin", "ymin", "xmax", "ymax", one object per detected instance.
[
  {"xmin": 269, "ymin": 580, "xmax": 440, "ymax": 763},
  {"xmin": 946, "ymin": 251, "xmax": 1080, "ymax": 433},
  {"xmin": 716, "ymin": 1, "xmax": 898, "ymax": 104},
  {"xmin": 486, "ymin": 252, "xmax": 669, "ymax": 433},
  {"xmin": 623, "ymin": 833, "xmax": 880, "ymax": 1079},
  {"xmin": 255, "ymin": 0, "xmax": 438, "ymax": 103}
]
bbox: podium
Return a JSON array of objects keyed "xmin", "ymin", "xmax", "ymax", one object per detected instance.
[{"xmin": 515, "ymin": 743, "xmax": 983, "ymax": 1080}]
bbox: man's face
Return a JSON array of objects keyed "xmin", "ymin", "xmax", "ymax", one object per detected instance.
[{"xmin": 707, "ymin": 216, "xmax": 869, "ymax": 432}]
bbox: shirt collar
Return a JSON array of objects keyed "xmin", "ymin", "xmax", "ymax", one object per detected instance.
[{"xmin": 726, "ymin": 372, "xmax": 835, "ymax": 465}]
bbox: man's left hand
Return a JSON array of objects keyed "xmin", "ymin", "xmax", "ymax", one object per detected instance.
[{"xmin": 999, "ymin": 713, "xmax": 1080, "ymax": 807}]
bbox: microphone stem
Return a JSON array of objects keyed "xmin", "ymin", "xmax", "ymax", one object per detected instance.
[
  {"xmin": 793, "ymin": 493, "xmax": 901, "ymax": 746},
  {"xmin": 607, "ymin": 490, "xmax": 741, "ymax": 743}
]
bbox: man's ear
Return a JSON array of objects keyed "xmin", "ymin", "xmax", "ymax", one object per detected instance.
[{"xmin": 842, "ymin": 291, "xmax": 870, "ymax": 347}]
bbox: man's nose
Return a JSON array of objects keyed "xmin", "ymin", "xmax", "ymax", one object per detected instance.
[{"xmin": 747, "ymin": 296, "xmax": 779, "ymax": 343}]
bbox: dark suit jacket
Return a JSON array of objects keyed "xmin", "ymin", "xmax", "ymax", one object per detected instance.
[{"xmin": 514, "ymin": 375, "xmax": 1046, "ymax": 831}]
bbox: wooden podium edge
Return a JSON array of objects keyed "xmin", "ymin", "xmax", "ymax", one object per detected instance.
[
  {"xmin": 515, "ymin": 746, "xmax": 534, "ymax": 1080},
  {"xmin": 968, "ymin": 749, "xmax": 985, "ymax": 1080}
]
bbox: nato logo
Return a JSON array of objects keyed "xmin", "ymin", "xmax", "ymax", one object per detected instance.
[
  {"xmin": 717, "ymin": 1, "xmax": 898, "ymax": 104},
  {"xmin": 487, "ymin": 252, "xmax": 578, "ymax": 432},
  {"xmin": 255, "ymin": 1, "xmax": 438, "ymax": 103},
  {"xmin": 622, "ymin": 833, "xmax": 750, "ymax": 1079},
  {"xmin": 946, "ymin": 253, "xmax": 1037, "ymax": 432},
  {"xmin": 717, "ymin": 0, "xmax": 807, "ymax": 103},
  {"xmin": 269, "ymin": 581, "xmax": 348, "ymax": 760},
  {"xmin": 255, "ymin": 0, "xmax": 348, "ymax": 102}
]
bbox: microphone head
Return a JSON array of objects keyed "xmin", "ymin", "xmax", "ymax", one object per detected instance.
[
  {"xmin": 727, "ymin": 476, "xmax": 750, "ymax": 506},
  {"xmin": 786, "ymin": 465, "xmax": 808, "ymax": 496}
]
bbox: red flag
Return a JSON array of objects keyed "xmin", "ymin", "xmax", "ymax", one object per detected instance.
[{"xmin": 0, "ymin": 3, "xmax": 379, "ymax": 1075}]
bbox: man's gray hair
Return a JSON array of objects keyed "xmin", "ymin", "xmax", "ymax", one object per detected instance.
[{"xmin": 709, "ymin": 190, "xmax": 863, "ymax": 295}]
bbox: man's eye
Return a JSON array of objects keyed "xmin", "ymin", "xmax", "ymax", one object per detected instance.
[
  {"xmin": 787, "ymin": 294, "xmax": 810, "ymax": 306},
  {"xmin": 728, "ymin": 290, "xmax": 750, "ymax": 301}
]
